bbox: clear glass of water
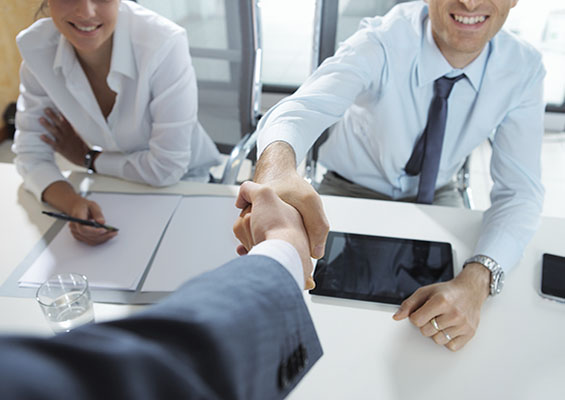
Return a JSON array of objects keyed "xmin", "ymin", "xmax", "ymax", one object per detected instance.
[{"xmin": 36, "ymin": 273, "xmax": 95, "ymax": 333}]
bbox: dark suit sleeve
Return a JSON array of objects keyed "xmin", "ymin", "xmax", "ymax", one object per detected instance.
[{"xmin": 0, "ymin": 255, "xmax": 323, "ymax": 400}]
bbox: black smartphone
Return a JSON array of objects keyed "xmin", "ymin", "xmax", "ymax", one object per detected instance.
[
  {"xmin": 309, "ymin": 231, "xmax": 454, "ymax": 305},
  {"xmin": 541, "ymin": 253, "xmax": 565, "ymax": 303}
]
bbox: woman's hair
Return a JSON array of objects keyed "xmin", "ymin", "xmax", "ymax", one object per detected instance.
[{"xmin": 35, "ymin": 0, "xmax": 49, "ymax": 20}]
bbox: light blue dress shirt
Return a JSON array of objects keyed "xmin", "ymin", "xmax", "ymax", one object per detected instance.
[{"xmin": 257, "ymin": 1, "xmax": 546, "ymax": 272}]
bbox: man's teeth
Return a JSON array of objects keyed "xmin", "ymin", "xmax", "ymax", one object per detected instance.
[
  {"xmin": 453, "ymin": 15, "xmax": 486, "ymax": 25},
  {"xmin": 75, "ymin": 25, "xmax": 98, "ymax": 32}
]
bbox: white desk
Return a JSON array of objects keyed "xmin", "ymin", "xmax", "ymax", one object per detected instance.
[{"xmin": 1, "ymin": 163, "xmax": 564, "ymax": 399}]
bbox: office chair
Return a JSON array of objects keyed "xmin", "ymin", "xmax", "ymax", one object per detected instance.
[
  {"xmin": 304, "ymin": 0, "xmax": 474, "ymax": 208},
  {"xmin": 134, "ymin": 0, "xmax": 262, "ymax": 184}
]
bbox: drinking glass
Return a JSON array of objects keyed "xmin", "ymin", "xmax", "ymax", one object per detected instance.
[{"xmin": 36, "ymin": 273, "xmax": 95, "ymax": 333}]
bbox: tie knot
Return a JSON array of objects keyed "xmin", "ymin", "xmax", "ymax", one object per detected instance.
[{"xmin": 434, "ymin": 74, "xmax": 465, "ymax": 99}]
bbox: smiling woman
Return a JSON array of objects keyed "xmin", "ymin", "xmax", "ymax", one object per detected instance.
[
  {"xmin": 13, "ymin": 0, "xmax": 221, "ymax": 246},
  {"xmin": 46, "ymin": 0, "xmax": 119, "ymax": 61}
]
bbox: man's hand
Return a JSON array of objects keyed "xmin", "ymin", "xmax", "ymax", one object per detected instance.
[
  {"xmin": 233, "ymin": 181, "xmax": 314, "ymax": 289},
  {"xmin": 254, "ymin": 141, "xmax": 330, "ymax": 259},
  {"xmin": 39, "ymin": 108, "xmax": 91, "ymax": 166},
  {"xmin": 392, "ymin": 263, "xmax": 490, "ymax": 351}
]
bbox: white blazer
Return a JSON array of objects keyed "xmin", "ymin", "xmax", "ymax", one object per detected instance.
[{"xmin": 13, "ymin": 1, "xmax": 221, "ymax": 200}]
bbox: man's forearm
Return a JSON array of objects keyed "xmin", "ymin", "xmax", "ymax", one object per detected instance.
[{"xmin": 254, "ymin": 141, "xmax": 298, "ymax": 183}]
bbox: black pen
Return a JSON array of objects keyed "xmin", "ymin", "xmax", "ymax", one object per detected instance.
[{"xmin": 42, "ymin": 211, "xmax": 119, "ymax": 232}]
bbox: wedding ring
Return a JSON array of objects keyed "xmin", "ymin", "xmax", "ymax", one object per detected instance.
[
  {"xmin": 442, "ymin": 330, "xmax": 452, "ymax": 342},
  {"xmin": 430, "ymin": 317, "xmax": 440, "ymax": 331}
]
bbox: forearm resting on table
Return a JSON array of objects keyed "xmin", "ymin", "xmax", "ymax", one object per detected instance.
[{"xmin": 41, "ymin": 181, "xmax": 83, "ymax": 214}]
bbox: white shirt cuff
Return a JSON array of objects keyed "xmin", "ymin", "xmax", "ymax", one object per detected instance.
[
  {"xmin": 23, "ymin": 162, "xmax": 67, "ymax": 202},
  {"xmin": 248, "ymin": 239, "xmax": 304, "ymax": 289}
]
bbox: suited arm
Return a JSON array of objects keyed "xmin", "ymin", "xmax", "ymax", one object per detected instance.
[{"xmin": 0, "ymin": 255, "xmax": 321, "ymax": 400}]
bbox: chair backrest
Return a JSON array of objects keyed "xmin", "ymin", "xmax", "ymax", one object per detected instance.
[
  {"xmin": 307, "ymin": 0, "xmax": 404, "ymax": 184},
  {"xmin": 134, "ymin": 0, "xmax": 262, "ymax": 155}
]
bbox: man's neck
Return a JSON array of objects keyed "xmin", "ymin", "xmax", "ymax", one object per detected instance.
[
  {"xmin": 442, "ymin": 49, "xmax": 482, "ymax": 69},
  {"xmin": 431, "ymin": 31, "xmax": 483, "ymax": 69}
]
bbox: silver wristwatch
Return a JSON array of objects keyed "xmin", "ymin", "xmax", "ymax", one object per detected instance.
[{"xmin": 463, "ymin": 254, "xmax": 505, "ymax": 296}]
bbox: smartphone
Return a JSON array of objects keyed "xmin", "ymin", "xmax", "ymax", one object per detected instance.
[{"xmin": 540, "ymin": 253, "xmax": 565, "ymax": 303}]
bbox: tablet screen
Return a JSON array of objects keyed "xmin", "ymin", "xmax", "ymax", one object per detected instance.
[{"xmin": 309, "ymin": 231, "xmax": 454, "ymax": 305}]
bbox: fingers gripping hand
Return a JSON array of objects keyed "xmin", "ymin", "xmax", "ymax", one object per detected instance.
[
  {"xmin": 233, "ymin": 181, "xmax": 314, "ymax": 289},
  {"xmin": 68, "ymin": 199, "xmax": 117, "ymax": 246},
  {"xmin": 39, "ymin": 108, "xmax": 90, "ymax": 166},
  {"xmin": 269, "ymin": 173, "xmax": 330, "ymax": 259},
  {"xmin": 392, "ymin": 279, "xmax": 485, "ymax": 352},
  {"xmin": 235, "ymin": 205, "xmax": 252, "ymax": 256}
]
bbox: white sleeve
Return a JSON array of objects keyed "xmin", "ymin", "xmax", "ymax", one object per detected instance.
[
  {"xmin": 256, "ymin": 28, "xmax": 385, "ymax": 164},
  {"xmin": 13, "ymin": 61, "xmax": 66, "ymax": 201},
  {"xmin": 248, "ymin": 240, "xmax": 304, "ymax": 289},
  {"xmin": 475, "ymin": 61, "xmax": 546, "ymax": 272}
]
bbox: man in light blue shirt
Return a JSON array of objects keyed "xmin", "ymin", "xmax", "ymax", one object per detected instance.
[{"xmin": 253, "ymin": 0, "xmax": 545, "ymax": 351}]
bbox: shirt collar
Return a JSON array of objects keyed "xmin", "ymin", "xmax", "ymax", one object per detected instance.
[
  {"xmin": 109, "ymin": 4, "xmax": 136, "ymax": 81},
  {"xmin": 52, "ymin": 3, "xmax": 136, "ymax": 82},
  {"xmin": 52, "ymin": 34, "xmax": 76, "ymax": 77},
  {"xmin": 418, "ymin": 18, "xmax": 490, "ymax": 92}
]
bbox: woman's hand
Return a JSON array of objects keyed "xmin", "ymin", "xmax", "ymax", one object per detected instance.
[
  {"xmin": 67, "ymin": 197, "xmax": 118, "ymax": 246},
  {"xmin": 39, "ymin": 108, "xmax": 90, "ymax": 166},
  {"xmin": 42, "ymin": 181, "xmax": 118, "ymax": 246}
]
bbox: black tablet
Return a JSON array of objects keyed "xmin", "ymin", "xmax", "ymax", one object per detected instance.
[{"xmin": 309, "ymin": 231, "xmax": 454, "ymax": 305}]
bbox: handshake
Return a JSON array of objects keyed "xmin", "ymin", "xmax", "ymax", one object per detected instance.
[{"xmin": 233, "ymin": 181, "xmax": 316, "ymax": 290}]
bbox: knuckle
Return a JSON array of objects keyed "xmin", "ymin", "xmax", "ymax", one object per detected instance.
[
  {"xmin": 467, "ymin": 323, "xmax": 477, "ymax": 337},
  {"xmin": 435, "ymin": 293, "xmax": 449, "ymax": 306},
  {"xmin": 258, "ymin": 185, "xmax": 277, "ymax": 200},
  {"xmin": 232, "ymin": 221, "xmax": 242, "ymax": 235},
  {"xmin": 408, "ymin": 313, "xmax": 420, "ymax": 325}
]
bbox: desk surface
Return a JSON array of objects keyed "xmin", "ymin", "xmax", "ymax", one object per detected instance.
[{"xmin": 1, "ymin": 163, "xmax": 564, "ymax": 400}]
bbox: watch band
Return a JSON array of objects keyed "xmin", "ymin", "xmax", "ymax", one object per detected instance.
[
  {"xmin": 464, "ymin": 254, "xmax": 505, "ymax": 296},
  {"xmin": 84, "ymin": 149, "xmax": 100, "ymax": 174}
]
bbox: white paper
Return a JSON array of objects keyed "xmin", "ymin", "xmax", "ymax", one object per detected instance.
[
  {"xmin": 19, "ymin": 193, "xmax": 182, "ymax": 290},
  {"xmin": 141, "ymin": 196, "xmax": 241, "ymax": 292}
]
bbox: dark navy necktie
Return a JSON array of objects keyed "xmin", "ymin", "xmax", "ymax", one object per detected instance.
[{"xmin": 405, "ymin": 74, "xmax": 465, "ymax": 204}]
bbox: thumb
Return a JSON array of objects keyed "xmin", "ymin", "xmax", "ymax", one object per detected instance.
[
  {"xmin": 304, "ymin": 276, "xmax": 316, "ymax": 290},
  {"xmin": 235, "ymin": 181, "xmax": 261, "ymax": 210},
  {"xmin": 392, "ymin": 290, "xmax": 427, "ymax": 321},
  {"xmin": 392, "ymin": 304, "xmax": 410, "ymax": 321}
]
